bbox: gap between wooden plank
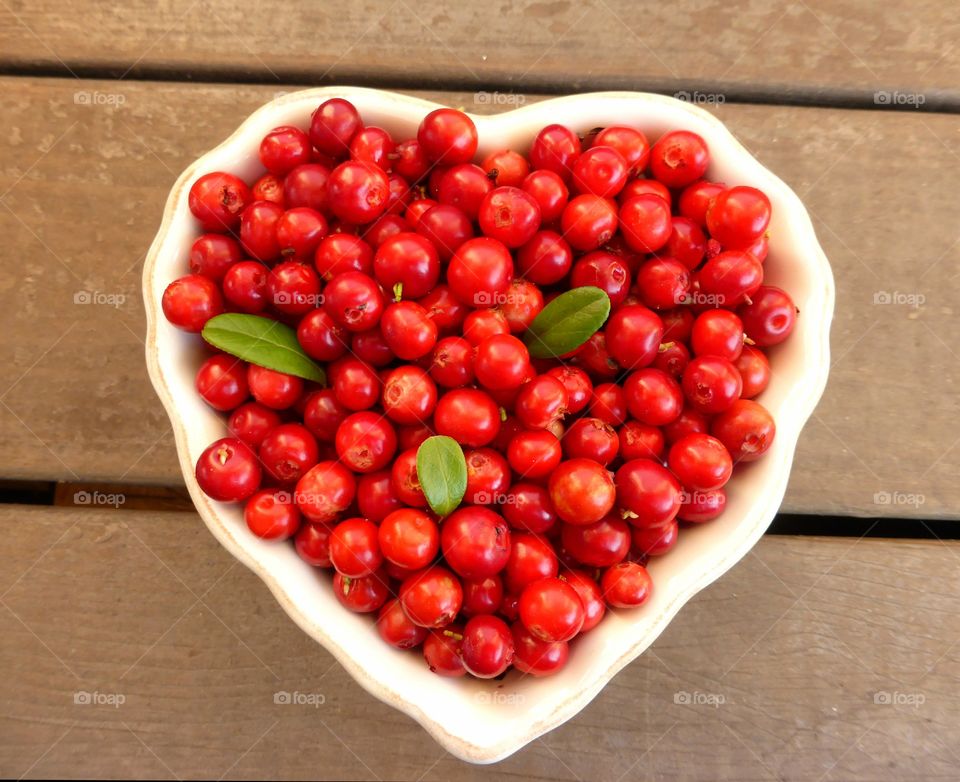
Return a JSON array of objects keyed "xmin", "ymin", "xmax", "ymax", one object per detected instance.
[
  {"xmin": 0, "ymin": 62, "xmax": 956, "ymax": 114},
  {"xmin": 0, "ymin": 480, "xmax": 955, "ymax": 539}
]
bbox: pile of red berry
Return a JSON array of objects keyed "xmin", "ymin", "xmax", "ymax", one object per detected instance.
[{"xmin": 161, "ymin": 96, "xmax": 797, "ymax": 679}]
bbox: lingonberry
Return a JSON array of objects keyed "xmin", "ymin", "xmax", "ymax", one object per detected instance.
[
  {"xmin": 404, "ymin": 197, "xmax": 438, "ymax": 229},
  {"xmin": 516, "ymin": 230, "xmax": 573, "ymax": 286},
  {"xmin": 418, "ymin": 283, "xmax": 468, "ymax": 333},
  {"xmin": 691, "ymin": 309, "xmax": 745, "ymax": 361},
  {"xmin": 429, "ymin": 336, "xmax": 474, "ymax": 388},
  {"xmin": 619, "ymin": 422, "xmax": 665, "ymax": 463},
  {"xmin": 284, "ymin": 163, "xmax": 330, "ymax": 212},
  {"xmin": 574, "ymin": 331, "xmax": 620, "ymax": 380},
  {"xmin": 441, "ymin": 506, "xmax": 511, "ymax": 579},
  {"xmin": 302, "ymin": 389, "xmax": 348, "ymax": 442},
  {"xmin": 462, "ymin": 575, "xmax": 505, "ymax": 618},
  {"xmin": 682, "ymin": 356, "xmax": 743, "ymax": 415},
  {"xmin": 560, "ymin": 194, "xmax": 618, "ymax": 251},
  {"xmin": 390, "ymin": 447, "xmax": 427, "ymax": 507},
  {"xmin": 348, "ymin": 125, "xmax": 395, "ymax": 170},
  {"xmin": 195, "ymin": 354, "xmax": 248, "ymax": 412},
  {"xmin": 309, "ymin": 98, "xmax": 361, "ymax": 157},
  {"xmin": 334, "ymin": 412, "xmax": 397, "ymax": 473},
  {"xmin": 678, "ymin": 180, "xmax": 726, "ymax": 227},
  {"xmin": 738, "ymin": 286, "xmax": 797, "ymax": 346},
  {"xmin": 649, "ymin": 130, "xmax": 709, "ymax": 189},
  {"xmin": 222, "ymin": 261, "xmax": 268, "ymax": 313},
  {"xmin": 295, "ymin": 461, "xmax": 356, "ymax": 523},
  {"xmin": 195, "ymin": 437, "xmax": 262, "ymax": 502},
  {"xmin": 697, "ymin": 251, "xmax": 764, "ymax": 307},
  {"xmin": 663, "ymin": 404, "xmax": 710, "ymax": 445},
  {"xmin": 417, "ymin": 108, "xmax": 478, "ymax": 165},
  {"xmin": 665, "ymin": 216, "xmax": 708, "ymax": 270},
  {"xmin": 415, "ymin": 204, "xmax": 473, "ymax": 261},
  {"xmin": 239, "ymin": 200, "xmax": 284, "ymax": 261},
  {"xmin": 381, "ymin": 365, "xmax": 437, "ymax": 425},
  {"xmin": 374, "ymin": 232, "xmax": 440, "ymax": 300},
  {"xmin": 275, "ymin": 207, "xmax": 328, "ymax": 261},
  {"xmin": 330, "ymin": 357, "xmax": 381, "ymax": 411},
  {"xmin": 462, "ymin": 307, "xmax": 510, "ymax": 345},
  {"xmin": 594, "ymin": 126, "xmax": 650, "ymax": 172},
  {"xmin": 529, "ymin": 124, "xmax": 581, "ymax": 179},
  {"xmin": 474, "ymin": 334, "xmax": 531, "ymax": 391},
  {"xmin": 482, "ymin": 149, "xmax": 530, "ymax": 187},
  {"xmin": 327, "ymin": 160, "xmax": 390, "ymax": 224},
  {"xmin": 355, "ymin": 470, "xmax": 402, "ymax": 523},
  {"xmin": 515, "ymin": 374, "xmax": 568, "ymax": 429},
  {"xmin": 588, "ymin": 383, "xmax": 628, "ymax": 427},
  {"xmin": 561, "ymin": 570, "xmax": 605, "ymax": 632},
  {"xmin": 189, "ymin": 233, "xmax": 241, "ymax": 281},
  {"xmin": 188, "ymin": 171, "xmax": 252, "ymax": 231},
  {"xmin": 399, "ymin": 566, "xmax": 464, "ymax": 628},
  {"xmin": 572, "ymin": 145, "xmax": 629, "ymax": 197},
  {"xmin": 605, "ymin": 304, "xmax": 664, "ymax": 369},
  {"xmin": 548, "ymin": 458, "xmax": 616, "ymax": 525},
  {"xmin": 393, "ymin": 138, "xmax": 430, "ymax": 182},
  {"xmin": 503, "ymin": 482, "xmax": 557, "ymax": 534},
  {"xmin": 561, "ymin": 514, "xmax": 631, "ymax": 569},
  {"xmin": 244, "ymin": 489, "xmax": 301, "ymax": 540},
  {"xmin": 734, "ymin": 345, "xmax": 771, "ymax": 398},
  {"xmin": 519, "ymin": 576, "xmax": 584, "ymax": 643},
  {"xmin": 329, "ymin": 517, "xmax": 383, "ymax": 577},
  {"xmin": 563, "ymin": 418, "xmax": 619, "ymax": 465},
  {"xmin": 635, "ymin": 257, "xmax": 691, "ymax": 310},
  {"xmin": 678, "ymin": 488, "xmax": 727, "ymax": 522},
  {"xmin": 504, "ymin": 533, "xmax": 559, "ymax": 594},
  {"xmin": 546, "ymin": 366, "xmax": 593, "ymax": 414},
  {"xmin": 377, "ymin": 598, "xmax": 428, "ymax": 650},
  {"xmin": 228, "ymin": 402, "xmax": 282, "ymax": 449},
  {"xmin": 252, "ymin": 173, "xmax": 286, "ymax": 206},
  {"xmin": 711, "ymin": 399, "xmax": 776, "ymax": 462},
  {"xmin": 570, "ymin": 251, "xmax": 631, "ymax": 307},
  {"xmin": 295, "ymin": 521, "xmax": 335, "ymax": 567},
  {"xmin": 668, "ymin": 433, "xmax": 733, "ymax": 491},
  {"xmin": 322, "ymin": 271, "xmax": 384, "ymax": 331},
  {"xmin": 601, "ymin": 561, "xmax": 653, "ymax": 607},
  {"xmin": 162, "ymin": 274, "xmax": 223, "ymax": 332},
  {"xmin": 615, "ymin": 458, "xmax": 682, "ymax": 528},
  {"xmin": 314, "ymin": 233, "xmax": 373, "ymax": 280},
  {"xmin": 437, "ymin": 163, "xmax": 492, "ymax": 220},
  {"xmin": 247, "ymin": 365, "xmax": 303, "ymax": 410},
  {"xmin": 521, "ymin": 169, "xmax": 569, "ymax": 223},
  {"xmin": 624, "ymin": 368, "xmax": 684, "ymax": 426},
  {"xmin": 297, "ymin": 308, "xmax": 347, "ymax": 362},
  {"xmin": 367, "ymin": 213, "xmax": 406, "ymax": 248},
  {"xmin": 423, "ymin": 625, "xmax": 466, "ymax": 677},
  {"xmin": 619, "ymin": 194, "xmax": 672, "ymax": 254},
  {"xmin": 661, "ymin": 306, "xmax": 696, "ymax": 343},
  {"xmin": 397, "ymin": 423, "xmax": 434, "ymax": 451},
  {"xmin": 464, "ymin": 448, "xmax": 511, "ymax": 504},
  {"xmin": 259, "ymin": 422, "xmax": 319, "ymax": 484},
  {"xmin": 446, "ymin": 237, "xmax": 514, "ymax": 307},
  {"xmin": 268, "ymin": 261, "xmax": 322, "ymax": 316},
  {"xmin": 461, "ymin": 615, "xmax": 514, "ymax": 678},
  {"xmin": 507, "ymin": 429, "xmax": 562, "ymax": 480},
  {"xmin": 333, "ymin": 570, "xmax": 389, "ymax": 613},
  {"xmin": 620, "ymin": 177, "xmax": 671, "ymax": 205},
  {"xmin": 259, "ymin": 125, "xmax": 311, "ymax": 175},
  {"xmin": 478, "ymin": 185, "xmax": 542, "ymax": 248},
  {"xmin": 707, "ymin": 186, "xmax": 771, "ymax": 249},
  {"xmin": 380, "ymin": 301, "xmax": 438, "ymax": 360},
  {"xmin": 632, "ymin": 519, "xmax": 678, "ymax": 557},
  {"xmin": 378, "ymin": 508, "xmax": 439, "ymax": 570}
]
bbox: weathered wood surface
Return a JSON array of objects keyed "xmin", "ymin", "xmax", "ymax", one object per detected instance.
[
  {"xmin": 0, "ymin": 0, "xmax": 957, "ymax": 100},
  {"xmin": 2, "ymin": 505, "xmax": 959, "ymax": 780},
  {"xmin": 1, "ymin": 77, "xmax": 958, "ymax": 518}
]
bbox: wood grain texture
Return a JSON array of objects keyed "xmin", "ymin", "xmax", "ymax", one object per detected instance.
[
  {"xmin": 1, "ymin": 77, "xmax": 958, "ymax": 518},
  {"xmin": 2, "ymin": 505, "xmax": 960, "ymax": 780},
  {"xmin": 0, "ymin": 0, "xmax": 957, "ymax": 99}
]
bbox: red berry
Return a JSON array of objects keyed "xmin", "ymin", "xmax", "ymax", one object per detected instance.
[
  {"xmin": 244, "ymin": 489, "xmax": 301, "ymax": 540},
  {"xmin": 260, "ymin": 422, "xmax": 319, "ymax": 483},
  {"xmin": 329, "ymin": 517, "xmax": 382, "ymax": 577},
  {"xmin": 615, "ymin": 458, "xmax": 682, "ymax": 528},
  {"xmin": 447, "ymin": 237, "xmax": 514, "ymax": 307},
  {"xmin": 441, "ymin": 506, "xmax": 511, "ymax": 579},
  {"xmin": 295, "ymin": 461, "xmax": 356, "ymax": 523},
  {"xmin": 309, "ymin": 98, "xmax": 361, "ymax": 157},
  {"xmin": 327, "ymin": 160, "xmax": 390, "ymax": 224},
  {"xmin": 399, "ymin": 566, "xmax": 463, "ymax": 628},
  {"xmin": 649, "ymin": 130, "xmax": 709, "ymax": 189},
  {"xmin": 374, "ymin": 232, "xmax": 440, "ymax": 300},
  {"xmin": 379, "ymin": 508, "xmax": 439, "ymax": 570},
  {"xmin": 601, "ymin": 561, "xmax": 652, "ymax": 607},
  {"xmin": 195, "ymin": 437, "xmax": 261, "ymax": 502},
  {"xmin": 529, "ymin": 124, "xmax": 581, "ymax": 180},
  {"xmin": 711, "ymin": 399, "xmax": 776, "ymax": 462},
  {"xmin": 417, "ymin": 109, "xmax": 478, "ymax": 165},
  {"xmin": 378, "ymin": 598, "xmax": 428, "ymax": 649},
  {"xmin": 519, "ymin": 576, "xmax": 584, "ymax": 643},
  {"xmin": 738, "ymin": 286, "xmax": 797, "ymax": 347},
  {"xmin": 188, "ymin": 171, "xmax": 251, "ymax": 232},
  {"xmin": 668, "ymin": 433, "xmax": 733, "ymax": 491},
  {"xmin": 195, "ymin": 354, "xmax": 248, "ymax": 411},
  {"xmin": 548, "ymin": 458, "xmax": 616, "ymax": 525},
  {"xmin": 335, "ymin": 412, "xmax": 397, "ymax": 473},
  {"xmin": 461, "ymin": 615, "xmax": 514, "ymax": 678},
  {"xmin": 162, "ymin": 274, "xmax": 223, "ymax": 332},
  {"xmin": 478, "ymin": 186, "xmax": 542, "ymax": 248},
  {"xmin": 706, "ymin": 186, "xmax": 771, "ymax": 249}
]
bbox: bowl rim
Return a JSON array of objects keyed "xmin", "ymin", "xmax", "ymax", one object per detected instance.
[{"xmin": 142, "ymin": 86, "xmax": 835, "ymax": 764}]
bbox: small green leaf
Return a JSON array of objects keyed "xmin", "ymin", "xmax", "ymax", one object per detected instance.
[
  {"xmin": 416, "ymin": 435, "xmax": 467, "ymax": 517},
  {"xmin": 201, "ymin": 313, "xmax": 326, "ymax": 384},
  {"xmin": 523, "ymin": 286, "xmax": 611, "ymax": 358}
]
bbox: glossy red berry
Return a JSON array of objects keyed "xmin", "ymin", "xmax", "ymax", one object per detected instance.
[
  {"xmin": 706, "ymin": 186, "xmax": 771, "ymax": 249},
  {"xmin": 374, "ymin": 232, "xmax": 440, "ymax": 299},
  {"xmin": 682, "ymin": 356, "xmax": 743, "ymax": 415},
  {"xmin": 188, "ymin": 171, "xmax": 251, "ymax": 232},
  {"xmin": 668, "ymin": 433, "xmax": 733, "ymax": 491},
  {"xmin": 259, "ymin": 423, "xmax": 319, "ymax": 484},
  {"xmin": 417, "ymin": 108, "xmax": 478, "ymax": 165},
  {"xmin": 162, "ymin": 274, "xmax": 223, "ymax": 332},
  {"xmin": 738, "ymin": 286, "xmax": 797, "ymax": 346},
  {"xmin": 295, "ymin": 461, "xmax": 356, "ymax": 523},
  {"xmin": 615, "ymin": 458, "xmax": 682, "ymax": 528},
  {"xmin": 447, "ymin": 237, "xmax": 514, "ymax": 307},
  {"xmin": 327, "ymin": 160, "xmax": 390, "ymax": 224},
  {"xmin": 519, "ymin": 576, "xmax": 584, "ymax": 643},
  {"xmin": 441, "ymin": 507, "xmax": 511, "ymax": 579},
  {"xmin": 605, "ymin": 304, "xmax": 664, "ymax": 369},
  {"xmin": 649, "ymin": 130, "xmax": 709, "ymax": 189},
  {"xmin": 711, "ymin": 399, "xmax": 776, "ymax": 462},
  {"xmin": 244, "ymin": 489, "xmax": 301, "ymax": 540},
  {"xmin": 601, "ymin": 561, "xmax": 653, "ymax": 607},
  {"xmin": 378, "ymin": 598, "xmax": 428, "ymax": 649},
  {"xmin": 529, "ymin": 124, "xmax": 581, "ymax": 180},
  {"xmin": 478, "ymin": 186, "xmax": 542, "ymax": 248},
  {"xmin": 619, "ymin": 194, "xmax": 672, "ymax": 254},
  {"xmin": 322, "ymin": 271, "xmax": 384, "ymax": 331},
  {"xmin": 548, "ymin": 458, "xmax": 616, "ymax": 525},
  {"xmin": 560, "ymin": 194, "xmax": 618, "ymax": 251},
  {"xmin": 461, "ymin": 615, "xmax": 514, "ymax": 678},
  {"xmin": 309, "ymin": 98, "xmax": 361, "ymax": 156},
  {"xmin": 196, "ymin": 437, "xmax": 261, "ymax": 502},
  {"xmin": 399, "ymin": 566, "xmax": 464, "ymax": 628}
]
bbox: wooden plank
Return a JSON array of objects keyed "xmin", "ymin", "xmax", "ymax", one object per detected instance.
[
  {"xmin": 0, "ymin": 0, "xmax": 957, "ymax": 99},
  {"xmin": 0, "ymin": 76, "xmax": 958, "ymax": 519},
  {"xmin": 2, "ymin": 505, "xmax": 960, "ymax": 779}
]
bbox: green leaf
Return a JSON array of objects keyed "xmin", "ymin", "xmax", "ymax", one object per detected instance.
[
  {"xmin": 416, "ymin": 436, "xmax": 467, "ymax": 517},
  {"xmin": 523, "ymin": 286, "xmax": 611, "ymax": 358},
  {"xmin": 201, "ymin": 313, "xmax": 326, "ymax": 384}
]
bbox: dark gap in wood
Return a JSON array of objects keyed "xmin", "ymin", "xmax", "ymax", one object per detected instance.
[
  {"xmin": 0, "ymin": 60, "xmax": 957, "ymax": 114},
  {"xmin": 0, "ymin": 480, "xmax": 956, "ymax": 536}
]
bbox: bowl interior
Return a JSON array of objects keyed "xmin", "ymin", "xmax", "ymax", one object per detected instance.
[{"xmin": 144, "ymin": 88, "xmax": 834, "ymax": 763}]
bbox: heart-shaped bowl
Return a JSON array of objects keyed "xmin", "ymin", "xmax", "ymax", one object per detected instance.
[{"xmin": 143, "ymin": 87, "xmax": 834, "ymax": 764}]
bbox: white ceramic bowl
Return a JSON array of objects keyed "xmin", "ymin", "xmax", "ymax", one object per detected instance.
[{"xmin": 143, "ymin": 88, "xmax": 834, "ymax": 764}]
